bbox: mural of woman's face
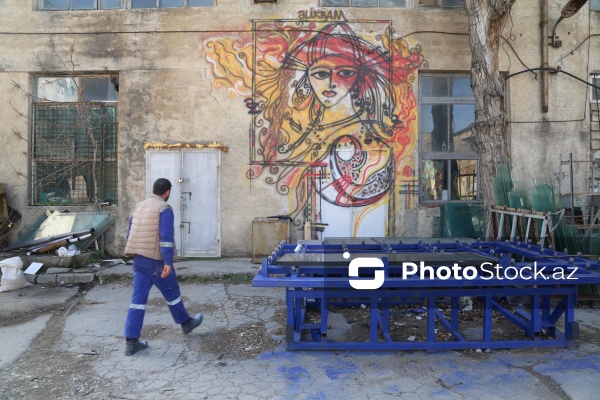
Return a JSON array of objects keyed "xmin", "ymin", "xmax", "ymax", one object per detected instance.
[{"xmin": 308, "ymin": 56, "xmax": 359, "ymax": 109}]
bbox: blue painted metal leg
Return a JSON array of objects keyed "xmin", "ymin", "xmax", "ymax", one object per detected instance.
[
  {"xmin": 532, "ymin": 294, "xmax": 540, "ymax": 340},
  {"xmin": 451, "ymin": 296, "xmax": 459, "ymax": 333},
  {"xmin": 370, "ymin": 297, "xmax": 378, "ymax": 343},
  {"xmin": 484, "ymin": 296, "xmax": 492, "ymax": 343},
  {"xmin": 541, "ymin": 295, "xmax": 555, "ymax": 337},
  {"xmin": 320, "ymin": 295, "xmax": 328, "ymax": 342},
  {"xmin": 382, "ymin": 297, "xmax": 392, "ymax": 342},
  {"xmin": 427, "ymin": 296, "xmax": 436, "ymax": 344},
  {"xmin": 565, "ymin": 293, "xmax": 575, "ymax": 339}
]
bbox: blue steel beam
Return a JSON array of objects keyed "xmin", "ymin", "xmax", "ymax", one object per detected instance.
[
  {"xmin": 280, "ymin": 287, "xmax": 580, "ymax": 349},
  {"xmin": 253, "ymin": 240, "xmax": 600, "ymax": 350}
]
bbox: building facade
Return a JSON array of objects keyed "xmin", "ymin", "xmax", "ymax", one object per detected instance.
[{"xmin": 0, "ymin": 0, "xmax": 599, "ymax": 256}]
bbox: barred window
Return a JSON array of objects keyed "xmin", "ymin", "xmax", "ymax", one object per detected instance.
[{"xmin": 32, "ymin": 76, "xmax": 118, "ymax": 205}]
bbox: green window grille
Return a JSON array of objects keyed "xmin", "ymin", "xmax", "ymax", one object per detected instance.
[{"xmin": 32, "ymin": 104, "xmax": 118, "ymax": 205}]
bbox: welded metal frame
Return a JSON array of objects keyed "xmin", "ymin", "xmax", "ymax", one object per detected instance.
[{"xmin": 252, "ymin": 239, "xmax": 600, "ymax": 351}]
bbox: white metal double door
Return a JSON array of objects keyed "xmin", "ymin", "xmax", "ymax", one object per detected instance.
[{"xmin": 146, "ymin": 149, "xmax": 221, "ymax": 257}]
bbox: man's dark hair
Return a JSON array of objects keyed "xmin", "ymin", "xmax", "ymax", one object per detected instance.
[{"xmin": 153, "ymin": 178, "xmax": 172, "ymax": 195}]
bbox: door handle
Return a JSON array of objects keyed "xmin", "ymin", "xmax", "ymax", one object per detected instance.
[{"xmin": 180, "ymin": 221, "xmax": 191, "ymax": 234}]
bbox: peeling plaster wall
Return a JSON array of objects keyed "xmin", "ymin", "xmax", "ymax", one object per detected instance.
[{"xmin": 0, "ymin": 0, "xmax": 598, "ymax": 256}]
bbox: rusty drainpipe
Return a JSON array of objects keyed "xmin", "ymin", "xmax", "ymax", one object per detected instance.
[{"xmin": 542, "ymin": 0, "xmax": 549, "ymax": 113}]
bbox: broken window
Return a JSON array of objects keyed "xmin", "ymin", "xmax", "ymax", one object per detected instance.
[
  {"xmin": 419, "ymin": 74, "xmax": 479, "ymax": 203},
  {"xmin": 31, "ymin": 76, "xmax": 118, "ymax": 206}
]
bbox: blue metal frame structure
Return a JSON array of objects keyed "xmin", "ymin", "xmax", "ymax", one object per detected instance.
[{"xmin": 252, "ymin": 238, "xmax": 600, "ymax": 351}]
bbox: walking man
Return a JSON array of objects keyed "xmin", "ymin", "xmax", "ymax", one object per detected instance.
[{"xmin": 123, "ymin": 178, "xmax": 203, "ymax": 356}]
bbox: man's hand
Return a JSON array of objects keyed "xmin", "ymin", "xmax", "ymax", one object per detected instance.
[{"xmin": 161, "ymin": 265, "xmax": 173, "ymax": 278}]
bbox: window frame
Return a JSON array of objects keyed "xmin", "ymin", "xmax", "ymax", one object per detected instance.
[
  {"xmin": 415, "ymin": 0, "xmax": 463, "ymax": 7},
  {"xmin": 418, "ymin": 73, "xmax": 480, "ymax": 204},
  {"xmin": 31, "ymin": 75, "xmax": 119, "ymax": 206},
  {"xmin": 320, "ymin": 0, "xmax": 407, "ymax": 7},
  {"xmin": 38, "ymin": 0, "xmax": 213, "ymax": 10},
  {"xmin": 592, "ymin": 74, "xmax": 600, "ymax": 102},
  {"xmin": 319, "ymin": 0, "xmax": 464, "ymax": 8}
]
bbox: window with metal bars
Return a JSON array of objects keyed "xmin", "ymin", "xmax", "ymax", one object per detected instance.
[{"xmin": 32, "ymin": 76, "xmax": 118, "ymax": 205}]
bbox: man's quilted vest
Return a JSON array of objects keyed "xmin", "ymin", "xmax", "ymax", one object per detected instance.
[{"xmin": 124, "ymin": 195, "xmax": 170, "ymax": 260}]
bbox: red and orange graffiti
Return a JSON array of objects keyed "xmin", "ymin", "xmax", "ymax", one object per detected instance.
[{"xmin": 203, "ymin": 20, "xmax": 425, "ymax": 230}]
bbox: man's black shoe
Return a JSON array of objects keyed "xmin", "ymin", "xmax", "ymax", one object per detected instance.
[
  {"xmin": 124, "ymin": 339, "xmax": 148, "ymax": 356},
  {"xmin": 182, "ymin": 313, "xmax": 204, "ymax": 335}
]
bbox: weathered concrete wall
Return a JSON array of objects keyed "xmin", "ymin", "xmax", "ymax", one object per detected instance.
[
  {"xmin": 503, "ymin": 2, "xmax": 597, "ymax": 206},
  {"xmin": 0, "ymin": 1, "xmax": 598, "ymax": 256}
]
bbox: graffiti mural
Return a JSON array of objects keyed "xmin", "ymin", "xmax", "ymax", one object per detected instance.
[{"xmin": 204, "ymin": 17, "xmax": 425, "ymax": 236}]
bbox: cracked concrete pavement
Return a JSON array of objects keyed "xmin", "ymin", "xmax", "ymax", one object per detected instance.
[{"xmin": 1, "ymin": 258, "xmax": 600, "ymax": 399}]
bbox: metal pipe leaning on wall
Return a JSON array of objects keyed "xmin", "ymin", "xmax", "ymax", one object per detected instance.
[
  {"xmin": 28, "ymin": 233, "xmax": 93, "ymax": 255},
  {"xmin": 2, "ymin": 228, "xmax": 94, "ymax": 253}
]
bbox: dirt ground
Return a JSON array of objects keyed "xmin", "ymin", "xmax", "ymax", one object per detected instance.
[
  {"xmin": 0, "ymin": 283, "xmax": 109, "ymax": 398},
  {"xmin": 0, "ymin": 281, "xmax": 282, "ymax": 399},
  {"xmin": 2, "ymin": 280, "xmax": 600, "ymax": 399}
]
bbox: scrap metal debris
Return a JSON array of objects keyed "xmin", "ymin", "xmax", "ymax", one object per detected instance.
[{"xmin": 3, "ymin": 211, "xmax": 115, "ymax": 255}]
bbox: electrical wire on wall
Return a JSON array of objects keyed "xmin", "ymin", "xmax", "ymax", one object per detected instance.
[
  {"xmin": 507, "ymin": 5, "xmax": 599, "ymax": 124},
  {"xmin": 501, "ymin": 8, "xmax": 539, "ymax": 79}
]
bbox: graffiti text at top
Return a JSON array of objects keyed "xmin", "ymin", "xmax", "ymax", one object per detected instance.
[{"xmin": 297, "ymin": 9, "xmax": 345, "ymax": 21}]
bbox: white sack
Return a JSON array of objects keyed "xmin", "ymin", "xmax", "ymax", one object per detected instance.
[{"xmin": 0, "ymin": 256, "xmax": 32, "ymax": 292}]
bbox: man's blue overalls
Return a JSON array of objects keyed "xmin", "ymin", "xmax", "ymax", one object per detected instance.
[{"xmin": 124, "ymin": 205, "xmax": 191, "ymax": 339}]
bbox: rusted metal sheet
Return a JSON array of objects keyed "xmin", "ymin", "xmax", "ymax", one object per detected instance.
[{"xmin": 252, "ymin": 218, "xmax": 289, "ymax": 263}]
